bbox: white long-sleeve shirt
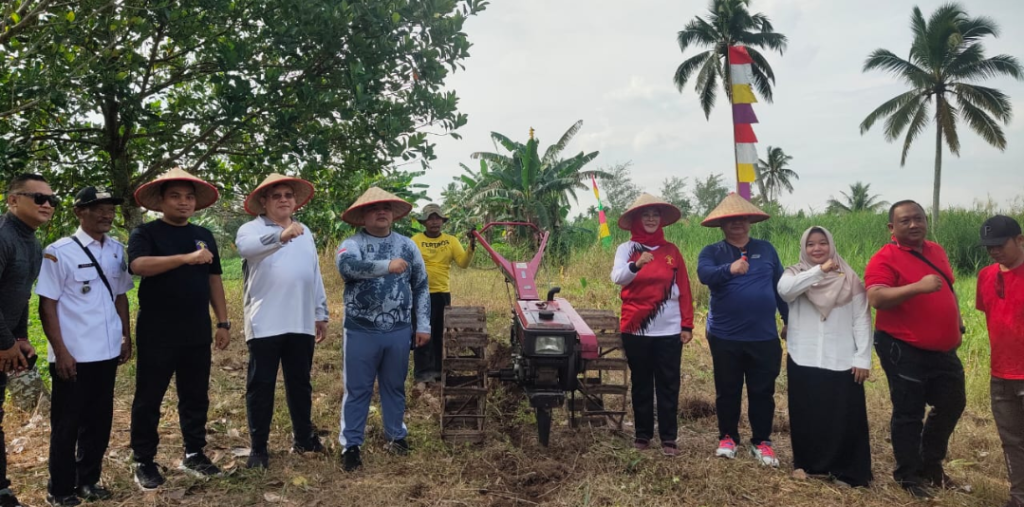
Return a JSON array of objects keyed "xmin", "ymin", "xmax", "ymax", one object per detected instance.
[
  {"xmin": 236, "ymin": 216, "xmax": 329, "ymax": 341},
  {"xmin": 777, "ymin": 265, "xmax": 872, "ymax": 371}
]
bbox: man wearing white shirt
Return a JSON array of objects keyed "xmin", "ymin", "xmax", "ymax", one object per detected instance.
[
  {"xmin": 37, "ymin": 186, "xmax": 134, "ymax": 506},
  {"xmin": 236, "ymin": 174, "xmax": 328, "ymax": 470}
]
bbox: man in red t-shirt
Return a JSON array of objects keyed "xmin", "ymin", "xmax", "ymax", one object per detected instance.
[
  {"xmin": 864, "ymin": 200, "xmax": 966, "ymax": 499},
  {"xmin": 976, "ymin": 215, "xmax": 1024, "ymax": 507}
]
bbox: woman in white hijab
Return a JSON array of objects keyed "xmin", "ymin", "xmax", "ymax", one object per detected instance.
[{"xmin": 777, "ymin": 226, "xmax": 873, "ymax": 487}]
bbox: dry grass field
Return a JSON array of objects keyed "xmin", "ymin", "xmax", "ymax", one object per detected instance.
[{"xmin": 7, "ymin": 247, "xmax": 1011, "ymax": 507}]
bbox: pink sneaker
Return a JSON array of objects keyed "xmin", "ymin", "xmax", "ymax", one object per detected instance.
[
  {"xmin": 750, "ymin": 441, "xmax": 779, "ymax": 467},
  {"xmin": 715, "ymin": 435, "xmax": 737, "ymax": 459}
]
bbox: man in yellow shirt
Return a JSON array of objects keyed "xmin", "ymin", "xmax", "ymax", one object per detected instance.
[{"xmin": 411, "ymin": 204, "xmax": 474, "ymax": 383}]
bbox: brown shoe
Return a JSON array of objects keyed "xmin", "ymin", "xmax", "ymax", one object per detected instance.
[
  {"xmin": 633, "ymin": 439, "xmax": 650, "ymax": 451},
  {"xmin": 662, "ymin": 442, "xmax": 679, "ymax": 457}
]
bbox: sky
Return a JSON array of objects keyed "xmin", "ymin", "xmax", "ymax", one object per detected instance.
[{"xmin": 417, "ymin": 0, "xmax": 1024, "ymax": 215}]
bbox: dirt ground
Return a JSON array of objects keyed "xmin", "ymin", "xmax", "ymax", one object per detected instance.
[{"xmin": 6, "ymin": 260, "xmax": 1012, "ymax": 507}]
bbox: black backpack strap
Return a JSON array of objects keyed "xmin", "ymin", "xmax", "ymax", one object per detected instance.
[
  {"xmin": 71, "ymin": 237, "xmax": 115, "ymax": 302},
  {"xmin": 900, "ymin": 245, "xmax": 965, "ymax": 335},
  {"xmin": 904, "ymin": 249, "xmax": 956, "ymax": 296}
]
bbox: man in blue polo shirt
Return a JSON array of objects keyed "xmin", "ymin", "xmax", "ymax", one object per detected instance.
[{"xmin": 697, "ymin": 193, "xmax": 788, "ymax": 467}]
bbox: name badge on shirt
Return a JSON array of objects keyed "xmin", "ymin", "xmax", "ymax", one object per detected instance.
[{"xmin": 78, "ymin": 263, "xmax": 96, "ymax": 268}]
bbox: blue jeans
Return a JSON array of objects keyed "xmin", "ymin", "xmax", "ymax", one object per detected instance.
[{"xmin": 339, "ymin": 326, "xmax": 412, "ymax": 448}]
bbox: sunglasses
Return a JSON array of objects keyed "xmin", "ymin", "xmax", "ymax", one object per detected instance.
[
  {"xmin": 15, "ymin": 192, "xmax": 59, "ymax": 207},
  {"xmin": 997, "ymin": 271, "xmax": 1005, "ymax": 300}
]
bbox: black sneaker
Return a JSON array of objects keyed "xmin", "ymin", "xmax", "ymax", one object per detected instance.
[
  {"xmin": 342, "ymin": 446, "xmax": 362, "ymax": 472},
  {"xmin": 133, "ymin": 461, "xmax": 166, "ymax": 490},
  {"xmin": 922, "ymin": 466, "xmax": 962, "ymax": 490},
  {"xmin": 291, "ymin": 437, "xmax": 325, "ymax": 455},
  {"xmin": 0, "ymin": 489, "xmax": 22, "ymax": 507},
  {"xmin": 75, "ymin": 484, "xmax": 113, "ymax": 501},
  {"xmin": 46, "ymin": 493, "xmax": 81, "ymax": 507},
  {"xmin": 899, "ymin": 481, "xmax": 934, "ymax": 499},
  {"xmin": 181, "ymin": 452, "xmax": 222, "ymax": 477},
  {"xmin": 386, "ymin": 438, "xmax": 411, "ymax": 456},
  {"xmin": 246, "ymin": 450, "xmax": 269, "ymax": 470}
]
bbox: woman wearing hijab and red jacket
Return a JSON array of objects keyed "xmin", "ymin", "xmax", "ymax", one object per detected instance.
[{"xmin": 610, "ymin": 194, "xmax": 695, "ymax": 456}]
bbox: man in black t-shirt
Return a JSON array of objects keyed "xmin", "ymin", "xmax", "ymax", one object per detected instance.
[{"xmin": 126, "ymin": 168, "xmax": 231, "ymax": 490}]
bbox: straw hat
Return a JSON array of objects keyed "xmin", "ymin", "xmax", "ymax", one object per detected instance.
[
  {"xmin": 341, "ymin": 187, "xmax": 413, "ymax": 226},
  {"xmin": 134, "ymin": 167, "xmax": 219, "ymax": 212},
  {"xmin": 244, "ymin": 173, "xmax": 315, "ymax": 216},
  {"xmin": 700, "ymin": 193, "xmax": 770, "ymax": 228},
  {"xmin": 618, "ymin": 193, "xmax": 682, "ymax": 230}
]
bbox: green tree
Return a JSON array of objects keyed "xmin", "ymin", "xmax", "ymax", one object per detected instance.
[
  {"xmin": 757, "ymin": 146, "xmax": 798, "ymax": 204},
  {"xmin": 692, "ymin": 173, "xmax": 729, "ymax": 216},
  {"xmin": 458, "ymin": 121, "xmax": 605, "ymax": 257},
  {"xmin": 673, "ymin": 0, "xmax": 787, "ymax": 119},
  {"xmin": 0, "ymin": 0, "xmax": 487, "ymax": 232},
  {"xmin": 600, "ymin": 161, "xmax": 642, "ymax": 213},
  {"xmin": 860, "ymin": 3, "xmax": 1022, "ymax": 229},
  {"xmin": 826, "ymin": 181, "xmax": 890, "ymax": 214},
  {"xmin": 659, "ymin": 176, "xmax": 693, "ymax": 216}
]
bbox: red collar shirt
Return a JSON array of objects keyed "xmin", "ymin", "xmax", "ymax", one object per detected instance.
[
  {"xmin": 976, "ymin": 262, "xmax": 1024, "ymax": 379},
  {"xmin": 864, "ymin": 241, "xmax": 961, "ymax": 352}
]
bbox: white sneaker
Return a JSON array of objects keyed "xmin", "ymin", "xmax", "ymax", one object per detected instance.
[
  {"xmin": 715, "ymin": 436, "xmax": 737, "ymax": 459},
  {"xmin": 750, "ymin": 441, "xmax": 779, "ymax": 467}
]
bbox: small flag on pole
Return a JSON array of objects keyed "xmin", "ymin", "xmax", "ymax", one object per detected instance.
[{"xmin": 591, "ymin": 175, "xmax": 612, "ymax": 247}]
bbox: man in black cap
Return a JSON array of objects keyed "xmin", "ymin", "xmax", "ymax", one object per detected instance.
[
  {"xmin": 36, "ymin": 186, "xmax": 134, "ymax": 506},
  {"xmin": 0, "ymin": 173, "xmax": 54, "ymax": 507},
  {"xmin": 976, "ymin": 215, "xmax": 1024, "ymax": 507}
]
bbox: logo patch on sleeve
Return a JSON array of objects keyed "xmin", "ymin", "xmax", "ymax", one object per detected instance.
[
  {"xmin": 44, "ymin": 253, "xmax": 58, "ymax": 263},
  {"xmin": 336, "ymin": 247, "xmax": 347, "ymax": 255}
]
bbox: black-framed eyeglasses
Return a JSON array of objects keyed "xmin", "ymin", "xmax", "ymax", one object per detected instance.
[
  {"xmin": 14, "ymin": 192, "xmax": 59, "ymax": 207},
  {"xmin": 997, "ymin": 271, "xmax": 1005, "ymax": 300}
]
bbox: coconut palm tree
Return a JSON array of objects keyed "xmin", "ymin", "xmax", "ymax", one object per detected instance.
[
  {"xmin": 860, "ymin": 3, "xmax": 1023, "ymax": 229},
  {"xmin": 826, "ymin": 182, "xmax": 889, "ymax": 214},
  {"xmin": 756, "ymin": 146, "xmax": 798, "ymax": 204},
  {"xmin": 673, "ymin": 0, "xmax": 788, "ymax": 119}
]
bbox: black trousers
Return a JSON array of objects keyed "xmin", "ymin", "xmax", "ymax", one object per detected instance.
[
  {"xmin": 48, "ymin": 358, "xmax": 118, "ymax": 496},
  {"xmin": 707, "ymin": 334, "xmax": 782, "ymax": 445},
  {"xmin": 413, "ymin": 292, "xmax": 450, "ymax": 380},
  {"xmin": 622, "ymin": 333, "xmax": 682, "ymax": 443},
  {"xmin": 875, "ymin": 331, "xmax": 966, "ymax": 485},
  {"xmin": 246, "ymin": 333, "xmax": 316, "ymax": 452},
  {"xmin": 130, "ymin": 344, "xmax": 212, "ymax": 463},
  {"xmin": 0, "ymin": 372, "xmax": 8, "ymax": 491}
]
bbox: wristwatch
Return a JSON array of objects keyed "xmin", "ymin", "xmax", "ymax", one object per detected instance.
[{"xmin": 216, "ymin": 321, "xmax": 232, "ymax": 330}]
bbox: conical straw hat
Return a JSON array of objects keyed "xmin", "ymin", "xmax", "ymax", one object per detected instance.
[
  {"xmin": 244, "ymin": 173, "xmax": 315, "ymax": 216},
  {"xmin": 618, "ymin": 193, "xmax": 682, "ymax": 230},
  {"xmin": 341, "ymin": 187, "xmax": 413, "ymax": 226},
  {"xmin": 700, "ymin": 192, "xmax": 770, "ymax": 228},
  {"xmin": 134, "ymin": 167, "xmax": 220, "ymax": 212}
]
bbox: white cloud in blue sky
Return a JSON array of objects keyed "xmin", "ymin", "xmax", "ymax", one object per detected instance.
[{"xmin": 421, "ymin": 0, "xmax": 1024, "ymax": 214}]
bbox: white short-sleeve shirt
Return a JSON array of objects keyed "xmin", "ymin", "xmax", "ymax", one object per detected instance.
[{"xmin": 35, "ymin": 228, "xmax": 134, "ymax": 363}]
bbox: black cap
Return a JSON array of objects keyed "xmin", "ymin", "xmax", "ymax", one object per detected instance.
[
  {"xmin": 73, "ymin": 186, "xmax": 124, "ymax": 208},
  {"xmin": 979, "ymin": 215, "xmax": 1022, "ymax": 246}
]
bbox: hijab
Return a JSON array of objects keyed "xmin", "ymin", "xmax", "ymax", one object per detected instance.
[
  {"xmin": 629, "ymin": 209, "xmax": 668, "ymax": 247},
  {"xmin": 784, "ymin": 226, "xmax": 864, "ymax": 319}
]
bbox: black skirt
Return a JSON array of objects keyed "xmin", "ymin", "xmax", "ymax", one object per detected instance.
[{"xmin": 787, "ymin": 355, "xmax": 873, "ymax": 487}]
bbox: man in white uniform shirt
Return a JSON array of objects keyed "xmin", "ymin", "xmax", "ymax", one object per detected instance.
[
  {"xmin": 37, "ymin": 186, "xmax": 133, "ymax": 506},
  {"xmin": 236, "ymin": 173, "xmax": 328, "ymax": 470}
]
